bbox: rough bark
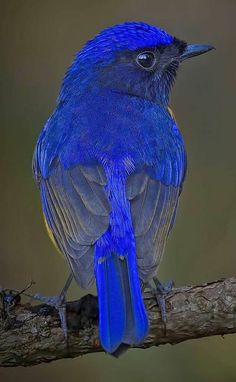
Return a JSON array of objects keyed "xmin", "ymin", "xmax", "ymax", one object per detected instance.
[{"xmin": 0, "ymin": 277, "xmax": 235, "ymax": 367}]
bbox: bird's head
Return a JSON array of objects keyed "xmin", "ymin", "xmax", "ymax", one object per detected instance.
[{"xmin": 60, "ymin": 22, "xmax": 214, "ymax": 106}]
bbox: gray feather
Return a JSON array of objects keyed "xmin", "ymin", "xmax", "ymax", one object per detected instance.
[
  {"xmin": 40, "ymin": 162, "xmax": 110, "ymax": 289},
  {"xmin": 126, "ymin": 172, "xmax": 180, "ymax": 281}
]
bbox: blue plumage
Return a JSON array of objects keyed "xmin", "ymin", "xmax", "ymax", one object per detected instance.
[{"xmin": 33, "ymin": 22, "xmax": 213, "ymax": 353}]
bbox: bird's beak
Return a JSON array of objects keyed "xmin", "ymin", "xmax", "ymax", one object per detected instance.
[{"xmin": 180, "ymin": 44, "xmax": 215, "ymax": 61}]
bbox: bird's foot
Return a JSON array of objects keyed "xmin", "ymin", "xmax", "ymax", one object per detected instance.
[
  {"xmin": 147, "ymin": 278, "xmax": 174, "ymax": 325},
  {"xmin": 32, "ymin": 293, "xmax": 68, "ymax": 337},
  {"xmin": 29, "ymin": 273, "xmax": 73, "ymax": 339}
]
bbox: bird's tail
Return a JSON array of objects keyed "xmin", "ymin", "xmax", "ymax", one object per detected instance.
[{"xmin": 95, "ymin": 244, "xmax": 149, "ymax": 354}]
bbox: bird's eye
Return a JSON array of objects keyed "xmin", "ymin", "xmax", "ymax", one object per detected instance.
[{"xmin": 136, "ymin": 51, "xmax": 156, "ymax": 70}]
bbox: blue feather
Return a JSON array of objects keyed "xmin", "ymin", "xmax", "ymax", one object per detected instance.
[
  {"xmin": 32, "ymin": 21, "xmax": 200, "ymax": 354},
  {"xmin": 95, "ymin": 249, "xmax": 126, "ymax": 353},
  {"xmin": 95, "ymin": 240, "xmax": 149, "ymax": 353}
]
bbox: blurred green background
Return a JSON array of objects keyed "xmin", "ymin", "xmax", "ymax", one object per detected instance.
[{"xmin": 1, "ymin": 0, "xmax": 236, "ymax": 381}]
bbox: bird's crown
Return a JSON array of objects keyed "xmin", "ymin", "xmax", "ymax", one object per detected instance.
[{"xmin": 79, "ymin": 22, "xmax": 174, "ymax": 60}]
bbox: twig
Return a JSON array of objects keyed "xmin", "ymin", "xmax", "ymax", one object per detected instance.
[{"xmin": 0, "ymin": 277, "xmax": 235, "ymax": 367}]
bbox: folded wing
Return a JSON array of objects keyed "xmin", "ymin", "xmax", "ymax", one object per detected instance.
[
  {"xmin": 127, "ymin": 173, "xmax": 180, "ymax": 281},
  {"xmin": 35, "ymin": 160, "xmax": 110, "ymax": 289},
  {"xmin": 126, "ymin": 115, "xmax": 187, "ymax": 281}
]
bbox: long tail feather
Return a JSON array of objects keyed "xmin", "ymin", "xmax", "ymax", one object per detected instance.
[{"xmin": 95, "ymin": 245, "xmax": 149, "ymax": 353}]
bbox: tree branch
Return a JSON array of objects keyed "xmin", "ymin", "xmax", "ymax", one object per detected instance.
[{"xmin": 0, "ymin": 277, "xmax": 235, "ymax": 367}]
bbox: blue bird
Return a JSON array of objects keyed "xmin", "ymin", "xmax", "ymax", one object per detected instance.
[{"xmin": 33, "ymin": 22, "xmax": 214, "ymax": 353}]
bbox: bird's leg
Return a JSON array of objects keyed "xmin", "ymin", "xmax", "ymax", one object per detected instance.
[
  {"xmin": 29, "ymin": 272, "xmax": 73, "ymax": 338},
  {"xmin": 146, "ymin": 277, "xmax": 174, "ymax": 325}
]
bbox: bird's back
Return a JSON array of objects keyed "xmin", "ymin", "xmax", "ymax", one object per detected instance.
[{"xmin": 33, "ymin": 91, "xmax": 186, "ymax": 285}]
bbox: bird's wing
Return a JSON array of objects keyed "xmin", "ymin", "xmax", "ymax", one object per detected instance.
[
  {"xmin": 127, "ymin": 174, "xmax": 180, "ymax": 281},
  {"xmin": 33, "ymin": 109, "xmax": 110, "ymax": 289},
  {"xmin": 126, "ymin": 114, "xmax": 187, "ymax": 281},
  {"xmin": 34, "ymin": 159, "xmax": 110, "ymax": 289}
]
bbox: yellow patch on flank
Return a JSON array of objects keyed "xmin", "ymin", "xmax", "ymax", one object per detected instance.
[
  {"xmin": 167, "ymin": 106, "xmax": 177, "ymax": 122},
  {"xmin": 43, "ymin": 215, "xmax": 63, "ymax": 256}
]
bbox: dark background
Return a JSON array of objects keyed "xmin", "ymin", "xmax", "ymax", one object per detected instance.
[{"xmin": 1, "ymin": 0, "xmax": 236, "ymax": 381}]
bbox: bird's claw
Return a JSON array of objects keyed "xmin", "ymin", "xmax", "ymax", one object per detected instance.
[
  {"xmin": 29, "ymin": 273, "xmax": 73, "ymax": 339},
  {"xmin": 30, "ymin": 293, "xmax": 68, "ymax": 338},
  {"xmin": 147, "ymin": 278, "xmax": 174, "ymax": 325}
]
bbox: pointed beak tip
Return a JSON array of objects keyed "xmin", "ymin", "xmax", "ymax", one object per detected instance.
[
  {"xmin": 203, "ymin": 44, "xmax": 216, "ymax": 53},
  {"xmin": 181, "ymin": 43, "xmax": 215, "ymax": 61}
]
